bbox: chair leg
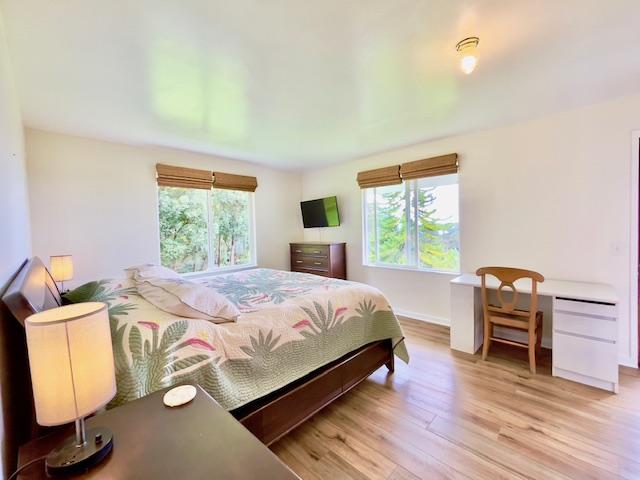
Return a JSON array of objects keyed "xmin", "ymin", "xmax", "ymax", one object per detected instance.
[
  {"xmin": 535, "ymin": 321, "xmax": 543, "ymax": 355},
  {"xmin": 482, "ymin": 318, "xmax": 491, "ymax": 361},
  {"xmin": 528, "ymin": 328, "xmax": 537, "ymax": 374}
]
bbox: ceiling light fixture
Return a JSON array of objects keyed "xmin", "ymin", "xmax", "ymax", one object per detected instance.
[{"xmin": 456, "ymin": 37, "xmax": 479, "ymax": 74}]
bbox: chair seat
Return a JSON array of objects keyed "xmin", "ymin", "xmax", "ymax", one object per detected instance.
[{"xmin": 489, "ymin": 310, "xmax": 543, "ymax": 330}]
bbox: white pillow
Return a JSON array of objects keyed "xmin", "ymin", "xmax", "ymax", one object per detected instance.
[
  {"xmin": 125, "ymin": 264, "xmax": 181, "ymax": 280},
  {"xmin": 135, "ymin": 277, "xmax": 239, "ymax": 323}
]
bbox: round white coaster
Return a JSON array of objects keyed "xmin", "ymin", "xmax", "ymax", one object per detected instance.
[{"xmin": 163, "ymin": 385, "xmax": 197, "ymax": 407}]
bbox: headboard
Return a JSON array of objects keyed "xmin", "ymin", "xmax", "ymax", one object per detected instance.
[{"xmin": 1, "ymin": 257, "xmax": 62, "ymax": 325}]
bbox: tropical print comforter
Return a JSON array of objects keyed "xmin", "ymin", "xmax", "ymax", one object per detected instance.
[{"xmin": 64, "ymin": 268, "xmax": 408, "ymax": 411}]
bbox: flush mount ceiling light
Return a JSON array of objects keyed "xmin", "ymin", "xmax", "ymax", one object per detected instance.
[{"xmin": 456, "ymin": 37, "xmax": 479, "ymax": 74}]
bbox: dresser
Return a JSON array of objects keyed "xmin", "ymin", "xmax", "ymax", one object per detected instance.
[{"xmin": 290, "ymin": 242, "xmax": 346, "ymax": 279}]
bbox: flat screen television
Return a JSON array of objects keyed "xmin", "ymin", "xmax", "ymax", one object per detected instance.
[{"xmin": 300, "ymin": 196, "xmax": 340, "ymax": 228}]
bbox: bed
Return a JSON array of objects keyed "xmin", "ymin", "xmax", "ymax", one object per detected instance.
[{"xmin": 2, "ymin": 257, "xmax": 408, "ymax": 446}]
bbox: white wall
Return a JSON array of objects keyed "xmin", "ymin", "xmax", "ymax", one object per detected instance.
[
  {"xmin": 0, "ymin": 10, "xmax": 30, "ymax": 478},
  {"xmin": 26, "ymin": 129, "xmax": 303, "ymax": 286},
  {"xmin": 302, "ymin": 94, "xmax": 640, "ymax": 366}
]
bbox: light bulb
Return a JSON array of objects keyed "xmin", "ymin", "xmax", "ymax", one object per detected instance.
[
  {"xmin": 456, "ymin": 37, "xmax": 479, "ymax": 74},
  {"xmin": 461, "ymin": 55, "xmax": 477, "ymax": 74}
]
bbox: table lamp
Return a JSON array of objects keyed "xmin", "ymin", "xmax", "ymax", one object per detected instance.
[
  {"xmin": 50, "ymin": 255, "xmax": 74, "ymax": 293},
  {"xmin": 25, "ymin": 302, "xmax": 116, "ymax": 475}
]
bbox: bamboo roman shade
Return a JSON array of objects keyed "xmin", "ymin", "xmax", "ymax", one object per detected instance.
[
  {"xmin": 356, "ymin": 165, "xmax": 402, "ymax": 189},
  {"xmin": 357, "ymin": 153, "xmax": 458, "ymax": 189},
  {"xmin": 400, "ymin": 153, "xmax": 458, "ymax": 180},
  {"xmin": 213, "ymin": 172, "xmax": 258, "ymax": 192},
  {"xmin": 156, "ymin": 164, "xmax": 258, "ymax": 192},
  {"xmin": 156, "ymin": 164, "xmax": 213, "ymax": 190}
]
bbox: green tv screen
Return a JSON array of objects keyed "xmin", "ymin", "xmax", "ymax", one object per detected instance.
[{"xmin": 300, "ymin": 196, "xmax": 340, "ymax": 228}]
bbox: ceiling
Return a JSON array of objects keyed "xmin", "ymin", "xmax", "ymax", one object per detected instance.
[{"xmin": 2, "ymin": 0, "xmax": 639, "ymax": 170}]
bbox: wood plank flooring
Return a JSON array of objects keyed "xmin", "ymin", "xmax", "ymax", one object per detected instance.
[{"xmin": 271, "ymin": 317, "xmax": 640, "ymax": 480}]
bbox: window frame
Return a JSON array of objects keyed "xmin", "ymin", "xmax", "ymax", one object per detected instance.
[
  {"xmin": 362, "ymin": 175, "xmax": 460, "ymax": 275},
  {"xmin": 157, "ymin": 186, "xmax": 257, "ymax": 277}
]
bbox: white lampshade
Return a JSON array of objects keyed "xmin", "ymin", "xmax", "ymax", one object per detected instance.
[
  {"xmin": 50, "ymin": 255, "xmax": 74, "ymax": 282},
  {"xmin": 25, "ymin": 302, "xmax": 116, "ymax": 426}
]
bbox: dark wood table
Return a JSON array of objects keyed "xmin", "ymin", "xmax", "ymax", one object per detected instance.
[{"xmin": 17, "ymin": 385, "xmax": 300, "ymax": 479}]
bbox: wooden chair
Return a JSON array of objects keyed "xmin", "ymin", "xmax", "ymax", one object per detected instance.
[{"xmin": 476, "ymin": 267, "xmax": 545, "ymax": 374}]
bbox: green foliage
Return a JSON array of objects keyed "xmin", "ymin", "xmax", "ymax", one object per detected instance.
[
  {"xmin": 368, "ymin": 182, "xmax": 459, "ymax": 271},
  {"xmin": 416, "ymin": 184, "xmax": 459, "ymax": 271},
  {"xmin": 158, "ymin": 187, "xmax": 252, "ymax": 273},
  {"xmin": 158, "ymin": 187, "xmax": 209, "ymax": 273},
  {"xmin": 376, "ymin": 187, "xmax": 408, "ymax": 264},
  {"xmin": 209, "ymin": 189, "xmax": 251, "ymax": 267}
]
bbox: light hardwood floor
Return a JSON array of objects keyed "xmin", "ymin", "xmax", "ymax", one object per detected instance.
[{"xmin": 271, "ymin": 317, "xmax": 640, "ymax": 480}]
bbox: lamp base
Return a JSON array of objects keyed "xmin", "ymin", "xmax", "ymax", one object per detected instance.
[{"xmin": 45, "ymin": 426, "xmax": 113, "ymax": 476}]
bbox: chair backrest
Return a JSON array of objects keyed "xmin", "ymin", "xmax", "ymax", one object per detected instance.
[{"xmin": 475, "ymin": 266, "xmax": 545, "ymax": 325}]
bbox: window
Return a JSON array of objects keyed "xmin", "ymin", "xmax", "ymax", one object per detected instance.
[
  {"xmin": 158, "ymin": 187, "xmax": 255, "ymax": 274},
  {"xmin": 363, "ymin": 174, "xmax": 459, "ymax": 272}
]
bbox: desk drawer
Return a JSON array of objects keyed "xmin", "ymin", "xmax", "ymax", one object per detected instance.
[
  {"xmin": 553, "ymin": 331, "xmax": 617, "ymax": 382},
  {"xmin": 554, "ymin": 298, "xmax": 616, "ymax": 318},
  {"xmin": 554, "ymin": 312, "xmax": 617, "ymax": 341}
]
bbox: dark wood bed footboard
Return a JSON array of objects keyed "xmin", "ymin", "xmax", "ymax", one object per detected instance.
[{"xmin": 231, "ymin": 338, "xmax": 394, "ymax": 445}]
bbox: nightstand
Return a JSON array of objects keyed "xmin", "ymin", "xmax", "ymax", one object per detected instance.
[{"xmin": 17, "ymin": 385, "xmax": 300, "ymax": 479}]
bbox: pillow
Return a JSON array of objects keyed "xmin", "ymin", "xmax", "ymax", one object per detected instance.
[
  {"xmin": 125, "ymin": 264, "xmax": 181, "ymax": 280},
  {"xmin": 135, "ymin": 277, "xmax": 239, "ymax": 323}
]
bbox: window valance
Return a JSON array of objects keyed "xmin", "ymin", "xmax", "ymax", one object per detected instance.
[
  {"xmin": 213, "ymin": 172, "xmax": 258, "ymax": 192},
  {"xmin": 156, "ymin": 164, "xmax": 213, "ymax": 190},
  {"xmin": 356, "ymin": 165, "xmax": 402, "ymax": 189}
]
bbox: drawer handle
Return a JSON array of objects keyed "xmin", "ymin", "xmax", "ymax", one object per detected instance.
[
  {"xmin": 294, "ymin": 249, "xmax": 303, "ymax": 253},
  {"xmin": 313, "ymin": 250, "xmax": 321, "ymax": 254},
  {"xmin": 314, "ymin": 261, "xmax": 322, "ymax": 265},
  {"xmin": 296, "ymin": 260, "xmax": 303, "ymax": 264}
]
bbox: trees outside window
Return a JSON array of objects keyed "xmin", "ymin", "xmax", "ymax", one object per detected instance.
[
  {"xmin": 364, "ymin": 174, "xmax": 459, "ymax": 273},
  {"xmin": 159, "ymin": 187, "xmax": 254, "ymax": 273}
]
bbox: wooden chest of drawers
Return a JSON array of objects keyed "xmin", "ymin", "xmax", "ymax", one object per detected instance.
[{"xmin": 290, "ymin": 242, "xmax": 346, "ymax": 279}]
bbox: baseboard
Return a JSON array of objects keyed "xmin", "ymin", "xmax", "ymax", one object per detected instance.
[
  {"xmin": 394, "ymin": 309, "xmax": 450, "ymax": 326},
  {"xmin": 395, "ymin": 309, "xmax": 636, "ymax": 368}
]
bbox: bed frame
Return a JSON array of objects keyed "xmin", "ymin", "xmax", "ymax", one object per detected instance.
[{"xmin": 2, "ymin": 257, "xmax": 395, "ymax": 446}]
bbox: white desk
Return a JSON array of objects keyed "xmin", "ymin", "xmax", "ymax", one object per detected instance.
[{"xmin": 450, "ymin": 274, "xmax": 619, "ymax": 392}]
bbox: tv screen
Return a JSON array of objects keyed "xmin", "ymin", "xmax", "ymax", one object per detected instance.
[{"xmin": 300, "ymin": 196, "xmax": 340, "ymax": 228}]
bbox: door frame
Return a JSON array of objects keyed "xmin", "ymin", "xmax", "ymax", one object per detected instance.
[{"xmin": 631, "ymin": 130, "xmax": 640, "ymax": 366}]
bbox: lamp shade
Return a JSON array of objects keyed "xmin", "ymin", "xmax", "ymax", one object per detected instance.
[
  {"xmin": 50, "ymin": 255, "xmax": 74, "ymax": 282},
  {"xmin": 25, "ymin": 302, "xmax": 116, "ymax": 426}
]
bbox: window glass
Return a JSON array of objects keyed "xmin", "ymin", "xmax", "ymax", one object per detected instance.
[
  {"xmin": 416, "ymin": 175, "xmax": 460, "ymax": 271},
  {"xmin": 159, "ymin": 187, "xmax": 254, "ymax": 273},
  {"xmin": 364, "ymin": 174, "xmax": 460, "ymax": 273},
  {"xmin": 375, "ymin": 183, "xmax": 409, "ymax": 265},
  {"xmin": 209, "ymin": 189, "xmax": 251, "ymax": 268},
  {"xmin": 158, "ymin": 187, "xmax": 209, "ymax": 273}
]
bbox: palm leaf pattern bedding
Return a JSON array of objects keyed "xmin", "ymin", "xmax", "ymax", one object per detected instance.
[{"xmin": 65, "ymin": 268, "xmax": 408, "ymax": 410}]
